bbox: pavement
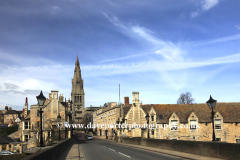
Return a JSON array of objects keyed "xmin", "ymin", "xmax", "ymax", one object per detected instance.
[{"xmin": 58, "ymin": 133, "xmax": 225, "ymax": 160}]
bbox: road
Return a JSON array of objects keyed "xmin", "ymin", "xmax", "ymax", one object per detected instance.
[{"xmin": 76, "ymin": 133, "xmax": 182, "ymax": 160}]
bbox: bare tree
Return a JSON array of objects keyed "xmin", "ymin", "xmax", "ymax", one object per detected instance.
[{"xmin": 177, "ymin": 92, "xmax": 195, "ymax": 104}]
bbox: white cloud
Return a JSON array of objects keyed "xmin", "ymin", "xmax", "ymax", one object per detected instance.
[
  {"xmin": 52, "ymin": 6, "xmax": 61, "ymax": 11},
  {"xmin": 4, "ymin": 83, "xmax": 19, "ymax": 90},
  {"xmin": 235, "ymin": 25, "xmax": 240, "ymax": 30},
  {"xmin": 197, "ymin": 34, "xmax": 240, "ymax": 45},
  {"xmin": 191, "ymin": 0, "xmax": 219, "ymax": 18},
  {"xmin": 202, "ymin": 0, "xmax": 219, "ymax": 10},
  {"xmin": 191, "ymin": 11, "xmax": 200, "ymax": 18},
  {"xmin": 102, "ymin": 12, "xmax": 184, "ymax": 62},
  {"xmin": 51, "ymin": 6, "xmax": 62, "ymax": 15}
]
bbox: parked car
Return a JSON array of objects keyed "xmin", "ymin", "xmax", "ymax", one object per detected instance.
[
  {"xmin": 86, "ymin": 135, "xmax": 93, "ymax": 140},
  {"xmin": 0, "ymin": 150, "xmax": 19, "ymax": 155}
]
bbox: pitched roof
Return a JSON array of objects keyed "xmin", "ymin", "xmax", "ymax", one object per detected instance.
[
  {"xmin": 0, "ymin": 136, "xmax": 16, "ymax": 144},
  {"xmin": 60, "ymin": 102, "xmax": 68, "ymax": 107},
  {"xmin": 5, "ymin": 110, "xmax": 18, "ymax": 115},
  {"xmin": 141, "ymin": 103, "xmax": 240, "ymax": 123},
  {"xmin": 123, "ymin": 105, "xmax": 131, "ymax": 115}
]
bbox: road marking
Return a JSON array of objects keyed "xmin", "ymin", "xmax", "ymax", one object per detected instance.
[
  {"xmin": 108, "ymin": 148, "xmax": 115, "ymax": 151},
  {"xmin": 119, "ymin": 152, "xmax": 131, "ymax": 158}
]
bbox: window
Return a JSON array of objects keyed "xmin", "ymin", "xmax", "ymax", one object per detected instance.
[
  {"xmin": 80, "ymin": 96, "xmax": 82, "ymax": 103},
  {"xmin": 216, "ymin": 138, "xmax": 221, "ymax": 141},
  {"xmin": 151, "ymin": 116, "xmax": 154, "ymax": 121},
  {"xmin": 37, "ymin": 121, "xmax": 40, "ymax": 127},
  {"xmin": 37, "ymin": 110, "xmax": 40, "ymax": 117},
  {"xmin": 215, "ymin": 119, "xmax": 221, "ymax": 129},
  {"xmin": 24, "ymin": 121, "xmax": 30, "ymax": 130},
  {"xmin": 7, "ymin": 115, "xmax": 9, "ymax": 117},
  {"xmin": 193, "ymin": 136, "xmax": 196, "ymax": 140},
  {"xmin": 171, "ymin": 120, "xmax": 178, "ymax": 130},
  {"xmin": 24, "ymin": 135, "xmax": 30, "ymax": 142},
  {"xmin": 14, "ymin": 144, "xmax": 17, "ymax": 152},
  {"xmin": 48, "ymin": 131, "xmax": 51, "ymax": 137},
  {"xmin": 151, "ymin": 129, "xmax": 154, "ymax": 135},
  {"xmin": 7, "ymin": 119, "xmax": 9, "ymax": 122},
  {"xmin": 190, "ymin": 120, "xmax": 197, "ymax": 130},
  {"xmin": 236, "ymin": 139, "xmax": 240, "ymax": 143}
]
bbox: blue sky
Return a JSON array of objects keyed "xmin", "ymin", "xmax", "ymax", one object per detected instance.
[{"xmin": 0, "ymin": 0, "xmax": 240, "ymax": 110}]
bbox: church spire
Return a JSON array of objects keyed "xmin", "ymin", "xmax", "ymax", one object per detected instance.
[{"xmin": 75, "ymin": 54, "xmax": 79, "ymax": 66}]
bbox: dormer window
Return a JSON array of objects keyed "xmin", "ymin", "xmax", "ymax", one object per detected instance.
[
  {"xmin": 215, "ymin": 119, "xmax": 221, "ymax": 129},
  {"xmin": 171, "ymin": 120, "xmax": 178, "ymax": 130},
  {"xmin": 190, "ymin": 120, "xmax": 196, "ymax": 130}
]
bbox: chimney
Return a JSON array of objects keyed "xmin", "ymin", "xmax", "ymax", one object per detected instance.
[
  {"xmin": 124, "ymin": 97, "xmax": 129, "ymax": 106},
  {"xmin": 5, "ymin": 106, "xmax": 8, "ymax": 110},
  {"xmin": 49, "ymin": 93, "xmax": 53, "ymax": 101},
  {"xmin": 24, "ymin": 97, "xmax": 28, "ymax": 118},
  {"xmin": 59, "ymin": 94, "xmax": 64, "ymax": 102},
  {"xmin": 132, "ymin": 92, "xmax": 139, "ymax": 105},
  {"xmin": 9, "ymin": 107, "xmax": 12, "ymax": 110}
]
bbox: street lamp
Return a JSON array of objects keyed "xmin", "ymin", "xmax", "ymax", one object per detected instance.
[
  {"xmin": 57, "ymin": 114, "xmax": 62, "ymax": 140},
  {"xmin": 36, "ymin": 90, "xmax": 46, "ymax": 147},
  {"xmin": 206, "ymin": 95, "xmax": 217, "ymax": 141},
  {"xmin": 145, "ymin": 114, "xmax": 150, "ymax": 138}
]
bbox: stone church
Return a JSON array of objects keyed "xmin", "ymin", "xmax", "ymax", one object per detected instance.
[{"xmin": 71, "ymin": 55, "xmax": 85, "ymax": 124}]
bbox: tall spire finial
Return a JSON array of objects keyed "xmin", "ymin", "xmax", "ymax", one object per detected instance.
[
  {"xmin": 25, "ymin": 97, "xmax": 28, "ymax": 104},
  {"xmin": 75, "ymin": 54, "xmax": 79, "ymax": 65}
]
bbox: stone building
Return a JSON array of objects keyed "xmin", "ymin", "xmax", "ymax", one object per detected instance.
[
  {"xmin": 12, "ymin": 91, "xmax": 71, "ymax": 149},
  {"xmin": 82, "ymin": 106, "xmax": 100, "ymax": 125},
  {"xmin": 95, "ymin": 102, "xmax": 131, "ymax": 140},
  {"xmin": 71, "ymin": 55, "xmax": 85, "ymax": 124},
  {"xmin": 123, "ymin": 92, "xmax": 240, "ymax": 143},
  {"xmin": 30, "ymin": 90, "xmax": 69, "ymax": 142},
  {"xmin": 0, "ymin": 106, "xmax": 23, "ymax": 125}
]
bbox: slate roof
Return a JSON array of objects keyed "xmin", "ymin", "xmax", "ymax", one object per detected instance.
[
  {"xmin": 5, "ymin": 110, "xmax": 18, "ymax": 115},
  {"xmin": 140, "ymin": 103, "xmax": 240, "ymax": 123},
  {"xmin": 60, "ymin": 102, "xmax": 68, "ymax": 107},
  {"xmin": 123, "ymin": 104, "xmax": 131, "ymax": 115},
  {"xmin": 0, "ymin": 136, "xmax": 16, "ymax": 144}
]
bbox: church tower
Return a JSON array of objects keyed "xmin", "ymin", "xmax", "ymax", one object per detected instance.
[{"xmin": 71, "ymin": 55, "xmax": 85, "ymax": 123}]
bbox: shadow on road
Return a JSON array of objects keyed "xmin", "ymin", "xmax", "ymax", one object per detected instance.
[{"xmin": 57, "ymin": 133, "xmax": 88, "ymax": 160}]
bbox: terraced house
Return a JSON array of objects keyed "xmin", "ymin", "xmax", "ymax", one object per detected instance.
[
  {"xmin": 95, "ymin": 102, "xmax": 131, "ymax": 140},
  {"xmin": 123, "ymin": 92, "xmax": 240, "ymax": 143}
]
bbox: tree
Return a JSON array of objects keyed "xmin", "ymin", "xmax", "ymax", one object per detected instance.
[
  {"xmin": 0, "ymin": 124, "xmax": 18, "ymax": 136},
  {"xmin": 177, "ymin": 92, "xmax": 195, "ymax": 104}
]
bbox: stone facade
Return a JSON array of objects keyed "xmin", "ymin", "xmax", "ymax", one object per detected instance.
[
  {"xmin": 94, "ymin": 102, "xmax": 131, "ymax": 139},
  {"xmin": 30, "ymin": 90, "xmax": 67, "ymax": 142},
  {"xmin": 122, "ymin": 92, "xmax": 240, "ymax": 143},
  {"xmin": 71, "ymin": 55, "xmax": 85, "ymax": 124}
]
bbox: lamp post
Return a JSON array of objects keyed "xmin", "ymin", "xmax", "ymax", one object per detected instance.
[
  {"xmin": 36, "ymin": 90, "xmax": 46, "ymax": 147},
  {"xmin": 57, "ymin": 114, "xmax": 62, "ymax": 140},
  {"xmin": 206, "ymin": 95, "xmax": 217, "ymax": 141},
  {"xmin": 145, "ymin": 114, "xmax": 150, "ymax": 138}
]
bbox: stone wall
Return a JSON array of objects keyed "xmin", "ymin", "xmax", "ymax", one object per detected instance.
[
  {"xmin": 20, "ymin": 138, "xmax": 72, "ymax": 160},
  {"xmin": 116, "ymin": 137, "xmax": 240, "ymax": 160}
]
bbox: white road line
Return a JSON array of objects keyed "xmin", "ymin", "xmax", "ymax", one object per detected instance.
[
  {"xmin": 118, "ymin": 152, "xmax": 131, "ymax": 158},
  {"xmin": 108, "ymin": 148, "xmax": 115, "ymax": 151}
]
